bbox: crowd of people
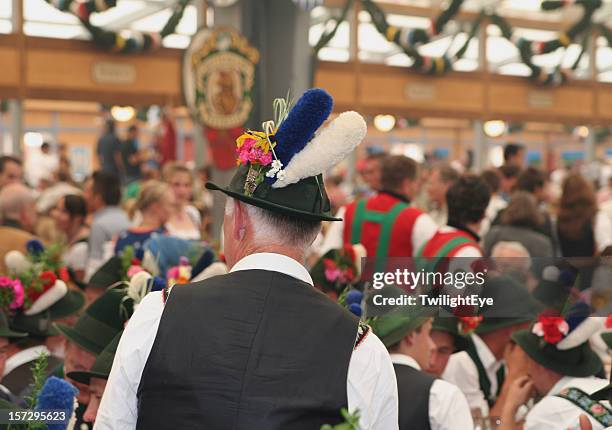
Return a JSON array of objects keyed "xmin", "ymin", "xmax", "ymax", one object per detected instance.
[{"xmin": 0, "ymin": 89, "xmax": 611, "ymax": 430}]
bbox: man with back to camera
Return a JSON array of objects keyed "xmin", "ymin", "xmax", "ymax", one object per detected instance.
[
  {"xmin": 322, "ymin": 155, "xmax": 438, "ymax": 272},
  {"xmin": 503, "ymin": 143, "xmax": 526, "ymax": 169},
  {"xmin": 95, "ymin": 89, "xmax": 399, "ymax": 430}
]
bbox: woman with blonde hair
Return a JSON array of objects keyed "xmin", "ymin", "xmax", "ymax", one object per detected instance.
[
  {"xmin": 556, "ymin": 173, "xmax": 612, "ymax": 257},
  {"xmin": 114, "ymin": 180, "xmax": 175, "ymax": 255},
  {"xmin": 162, "ymin": 162, "xmax": 202, "ymax": 240}
]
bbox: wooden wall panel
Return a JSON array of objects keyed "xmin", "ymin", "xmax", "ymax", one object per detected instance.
[
  {"xmin": 488, "ymin": 82, "xmax": 593, "ymax": 120},
  {"xmin": 314, "ymin": 69, "xmax": 357, "ymax": 107},
  {"xmin": 597, "ymin": 88, "xmax": 612, "ymax": 121},
  {"xmin": 26, "ymin": 49, "xmax": 180, "ymax": 104},
  {"xmin": 0, "ymin": 46, "xmax": 20, "ymax": 92}
]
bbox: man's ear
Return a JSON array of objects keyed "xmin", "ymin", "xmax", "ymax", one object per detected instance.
[{"xmin": 233, "ymin": 200, "xmax": 247, "ymax": 241}]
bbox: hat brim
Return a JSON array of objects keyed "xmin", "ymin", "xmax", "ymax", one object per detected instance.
[
  {"xmin": 0, "ymin": 327, "xmax": 27, "ymax": 338},
  {"xmin": 66, "ymin": 370, "xmax": 108, "ymax": 385},
  {"xmin": 205, "ymin": 181, "xmax": 341, "ymax": 222},
  {"xmin": 49, "ymin": 290, "xmax": 85, "ymax": 321},
  {"xmin": 512, "ymin": 330, "xmax": 602, "ymax": 377},
  {"xmin": 476, "ymin": 317, "xmax": 534, "ymax": 335},
  {"xmin": 54, "ymin": 324, "xmax": 103, "ymax": 355}
]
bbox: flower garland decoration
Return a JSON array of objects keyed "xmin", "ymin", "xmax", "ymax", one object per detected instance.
[
  {"xmin": 458, "ymin": 315, "xmax": 483, "ymax": 335},
  {"xmin": 532, "ymin": 312, "xmax": 570, "ymax": 345},
  {"xmin": 43, "ymin": 0, "xmax": 190, "ymax": 54},
  {"xmin": 315, "ymin": 0, "xmax": 608, "ymax": 87},
  {"xmin": 236, "ymin": 96, "xmax": 293, "ymax": 196}
]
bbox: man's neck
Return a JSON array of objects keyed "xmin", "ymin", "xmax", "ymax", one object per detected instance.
[
  {"xmin": 480, "ymin": 333, "xmax": 506, "ymax": 360},
  {"xmin": 380, "ymin": 189, "xmax": 410, "ymax": 203},
  {"xmin": 231, "ymin": 244, "xmax": 305, "ymax": 270}
]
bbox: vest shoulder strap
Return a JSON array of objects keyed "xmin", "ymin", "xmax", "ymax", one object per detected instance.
[
  {"xmin": 351, "ymin": 199, "xmax": 409, "ymax": 272},
  {"xmin": 417, "ymin": 235, "xmax": 474, "ymax": 273},
  {"xmin": 465, "ymin": 339, "xmax": 504, "ymax": 407},
  {"xmin": 555, "ymin": 387, "xmax": 612, "ymax": 427}
]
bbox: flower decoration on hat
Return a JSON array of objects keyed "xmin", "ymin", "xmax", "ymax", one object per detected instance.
[
  {"xmin": 532, "ymin": 311, "xmax": 570, "ymax": 345},
  {"xmin": 312, "ymin": 244, "xmax": 366, "ymax": 298},
  {"xmin": 166, "ymin": 256, "xmax": 192, "ymax": 287},
  {"xmin": 0, "ymin": 276, "xmax": 24, "ymax": 311},
  {"xmin": 532, "ymin": 302, "xmax": 604, "ymax": 350},
  {"xmin": 4, "ymin": 241, "xmax": 72, "ymax": 316},
  {"xmin": 458, "ymin": 315, "xmax": 483, "ymax": 335}
]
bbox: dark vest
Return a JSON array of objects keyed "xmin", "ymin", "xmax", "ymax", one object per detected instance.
[
  {"xmin": 137, "ymin": 269, "xmax": 359, "ymax": 430},
  {"xmin": 394, "ymin": 363, "xmax": 434, "ymax": 430}
]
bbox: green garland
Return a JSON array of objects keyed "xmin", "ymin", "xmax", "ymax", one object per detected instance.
[
  {"xmin": 316, "ymin": 0, "xmax": 608, "ymax": 87},
  {"xmin": 44, "ymin": 0, "xmax": 190, "ymax": 54}
]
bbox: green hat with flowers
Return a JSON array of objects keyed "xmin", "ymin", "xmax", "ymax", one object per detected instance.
[
  {"xmin": 205, "ymin": 89, "xmax": 367, "ymax": 221},
  {"xmin": 512, "ymin": 302, "xmax": 602, "ymax": 377}
]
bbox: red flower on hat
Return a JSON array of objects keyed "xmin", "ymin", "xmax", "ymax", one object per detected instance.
[
  {"xmin": 58, "ymin": 266, "xmax": 71, "ymax": 283},
  {"xmin": 532, "ymin": 313, "xmax": 569, "ymax": 345},
  {"xmin": 39, "ymin": 271, "xmax": 57, "ymax": 287},
  {"xmin": 605, "ymin": 314, "xmax": 612, "ymax": 329},
  {"xmin": 458, "ymin": 316, "xmax": 483, "ymax": 335}
]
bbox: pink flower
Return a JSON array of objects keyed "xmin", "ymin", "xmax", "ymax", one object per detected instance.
[
  {"xmin": 10, "ymin": 279, "xmax": 24, "ymax": 309},
  {"xmin": 166, "ymin": 266, "xmax": 180, "ymax": 281},
  {"xmin": 324, "ymin": 268, "xmax": 342, "ymax": 283},
  {"xmin": 0, "ymin": 277, "xmax": 12, "ymax": 288},
  {"xmin": 127, "ymin": 265, "xmax": 145, "ymax": 278},
  {"xmin": 259, "ymin": 151, "xmax": 273, "ymax": 166}
]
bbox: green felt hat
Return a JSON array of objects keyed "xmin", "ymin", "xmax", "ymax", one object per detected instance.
[
  {"xmin": 205, "ymin": 89, "xmax": 366, "ymax": 222},
  {"xmin": 432, "ymin": 314, "xmax": 469, "ymax": 352},
  {"xmin": 206, "ymin": 166, "xmax": 337, "ymax": 222},
  {"xmin": 512, "ymin": 328, "xmax": 602, "ymax": 377},
  {"xmin": 0, "ymin": 311, "xmax": 26, "ymax": 338},
  {"xmin": 67, "ymin": 331, "xmax": 122, "ymax": 385},
  {"xmin": 88, "ymin": 257, "xmax": 123, "ymax": 290},
  {"xmin": 310, "ymin": 245, "xmax": 365, "ymax": 295},
  {"xmin": 369, "ymin": 287, "xmax": 433, "ymax": 348},
  {"xmin": 48, "ymin": 290, "xmax": 85, "ymax": 320},
  {"xmin": 10, "ymin": 310, "xmax": 58, "ymax": 337},
  {"xmin": 476, "ymin": 276, "xmax": 542, "ymax": 335},
  {"xmin": 54, "ymin": 289, "xmax": 132, "ymax": 355}
]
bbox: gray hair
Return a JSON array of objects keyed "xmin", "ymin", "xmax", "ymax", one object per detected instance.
[
  {"xmin": 0, "ymin": 183, "xmax": 34, "ymax": 219},
  {"xmin": 225, "ymin": 198, "xmax": 321, "ymax": 249}
]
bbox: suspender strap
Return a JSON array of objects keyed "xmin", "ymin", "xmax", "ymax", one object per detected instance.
[
  {"xmin": 555, "ymin": 387, "xmax": 612, "ymax": 427},
  {"xmin": 416, "ymin": 236, "xmax": 474, "ymax": 273},
  {"xmin": 350, "ymin": 200, "xmax": 368, "ymax": 245},
  {"xmin": 351, "ymin": 200, "xmax": 409, "ymax": 273},
  {"xmin": 465, "ymin": 339, "xmax": 504, "ymax": 408}
]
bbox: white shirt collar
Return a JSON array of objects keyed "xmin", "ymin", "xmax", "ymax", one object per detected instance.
[
  {"xmin": 547, "ymin": 376, "xmax": 575, "ymax": 396},
  {"xmin": 390, "ymin": 353, "xmax": 422, "ymax": 370},
  {"xmin": 230, "ymin": 253, "xmax": 313, "ymax": 286},
  {"xmin": 4, "ymin": 345, "xmax": 50, "ymax": 377},
  {"xmin": 471, "ymin": 334, "xmax": 502, "ymax": 372}
]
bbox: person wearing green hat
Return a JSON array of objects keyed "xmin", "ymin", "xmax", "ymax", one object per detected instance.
[
  {"xmin": 370, "ymin": 286, "xmax": 473, "ymax": 430},
  {"xmin": 55, "ymin": 287, "xmax": 132, "ymax": 430},
  {"xmin": 66, "ymin": 331, "xmax": 122, "ymax": 425},
  {"xmin": 425, "ymin": 313, "xmax": 470, "ymax": 378},
  {"xmin": 443, "ymin": 275, "xmax": 542, "ymax": 419},
  {"xmin": 499, "ymin": 304, "xmax": 610, "ymax": 430},
  {"xmin": 97, "ymin": 89, "xmax": 399, "ymax": 430},
  {"xmin": 0, "ymin": 311, "xmax": 26, "ymax": 405}
]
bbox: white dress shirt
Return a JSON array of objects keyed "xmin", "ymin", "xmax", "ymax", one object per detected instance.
[
  {"xmin": 320, "ymin": 205, "xmax": 438, "ymax": 257},
  {"xmin": 524, "ymin": 376, "xmax": 609, "ymax": 430},
  {"xmin": 442, "ymin": 334, "xmax": 504, "ymax": 417},
  {"xmin": 391, "ymin": 353, "xmax": 474, "ymax": 430},
  {"xmin": 96, "ymin": 252, "xmax": 399, "ymax": 430}
]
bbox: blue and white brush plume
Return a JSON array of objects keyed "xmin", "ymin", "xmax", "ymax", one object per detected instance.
[
  {"xmin": 34, "ymin": 376, "xmax": 78, "ymax": 430},
  {"xmin": 272, "ymin": 110, "xmax": 367, "ymax": 188}
]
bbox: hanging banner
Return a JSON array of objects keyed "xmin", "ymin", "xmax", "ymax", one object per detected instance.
[{"xmin": 183, "ymin": 27, "xmax": 259, "ymax": 170}]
